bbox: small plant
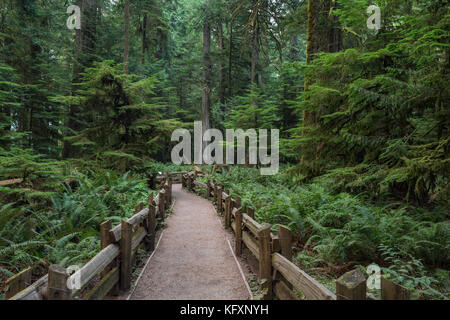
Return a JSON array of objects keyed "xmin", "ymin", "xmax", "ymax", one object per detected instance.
[{"xmin": 379, "ymin": 245, "xmax": 448, "ymax": 300}]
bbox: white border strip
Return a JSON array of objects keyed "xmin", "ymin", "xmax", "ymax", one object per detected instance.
[
  {"xmin": 227, "ymin": 239, "xmax": 253, "ymax": 300},
  {"xmin": 126, "ymin": 230, "xmax": 165, "ymax": 300}
]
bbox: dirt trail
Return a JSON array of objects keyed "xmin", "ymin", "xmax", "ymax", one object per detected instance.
[{"xmin": 130, "ymin": 184, "xmax": 251, "ymax": 300}]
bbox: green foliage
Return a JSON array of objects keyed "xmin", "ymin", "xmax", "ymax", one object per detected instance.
[
  {"xmin": 59, "ymin": 60, "xmax": 184, "ymax": 171},
  {"xmin": 226, "ymin": 85, "xmax": 281, "ymax": 130},
  {"xmin": 0, "ymin": 169, "xmax": 150, "ymax": 287},
  {"xmin": 209, "ymin": 166, "xmax": 449, "ymax": 299},
  {"xmin": 290, "ymin": 1, "xmax": 450, "ymax": 204},
  {"xmin": 379, "ymin": 245, "xmax": 448, "ymax": 300}
]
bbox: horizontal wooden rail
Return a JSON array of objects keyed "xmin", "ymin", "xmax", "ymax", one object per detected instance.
[
  {"xmin": 131, "ymin": 227, "xmax": 147, "ymax": 251},
  {"xmin": 128, "ymin": 208, "xmax": 150, "ymax": 228},
  {"xmin": 231, "ymin": 207, "xmax": 239, "ymax": 218},
  {"xmin": 70, "ymin": 243, "xmax": 120, "ymax": 295},
  {"xmin": 9, "ymin": 274, "xmax": 48, "ymax": 300},
  {"xmin": 110, "ymin": 195, "xmax": 161, "ymax": 243},
  {"xmin": 193, "ymin": 180, "xmax": 207, "ymax": 188},
  {"xmin": 242, "ymin": 231, "xmax": 259, "ymax": 260},
  {"xmin": 84, "ymin": 267, "xmax": 119, "ymax": 300},
  {"xmin": 242, "ymin": 213, "xmax": 262, "ymax": 237},
  {"xmin": 5, "ymin": 267, "xmax": 31, "ymax": 299},
  {"xmin": 274, "ymin": 280, "xmax": 300, "ymax": 300},
  {"xmin": 272, "ymin": 253, "xmax": 336, "ymax": 300}
]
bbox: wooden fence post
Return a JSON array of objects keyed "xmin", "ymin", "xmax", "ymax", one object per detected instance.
[
  {"xmin": 235, "ymin": 209, "xmax": 243, "ymax": 256},
  {"xmin": 100, "ymin": 220, "xmax": 113, "ymax": 278},
  {"xmin": 220, "ymin": 185, "xmax": 225, "ymax": 214},
  {"xmin": 164, "ymin": 172, "xmax": 169, "ymax": 186},
  {"xmin": 190, "ymin": 173, "xmax": 196, "ymax": 192},
  {"xmin": 159, "ymin": 190, "xmax": 166, "ymax": 222},
  {"xmin": 5, "ymin": 267, "xmax": 32, "ymax": 299},
  {"xmin": 235, "ymin": 196, "xmax": 241, "ymax": 209},
  {"xmin": 182, "ymin": 174, "xmax": 185, "ymax": 188},
  {"xmin": 247, "ymin": 207, "xmax": 255, "ymax": 219},
  {"xmin": 148, "ymin": 193, "xmax": 153, "ymax": 215},
  {"xmin": 213, "ymin": 182, "xmax": 218, "ymax": 204},
  {"xmin": 336, "ymin": 268, "xmax": 366, "ymax": 300},
  {"xmin": 167, "ymin": 180, "xmax": 172, "ymax": 203},
  {"xmin": 206, "ymin": 180, "xmax": 211, "ymax": 198},
  {"xmin": 146, "ymin": 203, "xmax": 156, "ymax": 251},
  {"xmin": 47, "ymin": 265, "xmax": 71, "ymax": 300},
  {"xmin": 258, "ymin": 224, "xmax": 272, "ymax": 300},
  {"xmin": 164, "ymin": 184, "xmax": 170, "ymax": 205},
  {"xmin": 217, "ymin": 186, "xmax": 223, "ymax": 214},
  {"xmin": 187, "ymin": 174, "xmax": 192, "ymax": 191},
  {"xmin": 120, "ymin": 220, "xmax": 132, "ymax": 292},
  {"xmin": 381, "ymin": 277, "xmax": 410, "ymax": 300},
  {"xmin": 278, "ymin": 225, "xmax": 292, "ymax": 261},
  {"xmin": 135, "ymin": 202, "xmax": 144, "ymax": 214},
  {"xmin": 225, "ymin": 196, "xmax": 232, "ymax": 228}
]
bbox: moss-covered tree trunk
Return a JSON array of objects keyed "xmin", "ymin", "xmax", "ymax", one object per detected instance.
[
  {"xmin": 251, "ymin": 0, "xmax": 260, "ymax": 86},
  {"xmin": 141, "ymin": 13, "xmax": 148, "ymax": 65},
  {"xmin": 202, "ymin": 14, "xmax": 212, "ymax": 152},
  {"xmin": 302, "ymin": 0, "xmax": 341, "ymax": 168},
  {"xmin": 63, "ymin": 0, "xmax": 98, "ymax": 159},
  {"xmin": 124, "ymin": 0, "xmax": 130, "ymax": 74},
  {"xmin": 228, "ymin": 20, "xmax": 233, "ymax": 99}
]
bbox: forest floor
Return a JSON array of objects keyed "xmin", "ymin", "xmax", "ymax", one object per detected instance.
[{"xmin": 127, "ymin": 184, "xmax": 252, "ymax": 300}]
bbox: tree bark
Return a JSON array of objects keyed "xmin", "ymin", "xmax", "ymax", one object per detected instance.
[
  {"xmin": 251, "ymin": 0, "xmax": 260, "ymax": 85},
  {"xmin": 141, "ymin": 13, "xmax": 147, "ymax": 65},
  {"xmin": 228, "ymin": 20, "xmax": 233, "ymax": 98},
  {"xmin": 218, "ymin": 20, "xmax": 226, "ymax": 106},
  {"xmin": 302, "ymin": 0, "xmax": 341, "ymax": 164},
  {"xmin": 63, "ymin": 0, "xmax": 98, "ymax": 159},
  {"xmin": 124, "ymin": 0, "xmax": 130, "ymax": 74},
  {"xmin": 202, "ymin": 17, "xmax": 212, "ymax": 151},
  {"xmin": 289, "ymin": 35, "xmax": 299, "ymax": 62}
]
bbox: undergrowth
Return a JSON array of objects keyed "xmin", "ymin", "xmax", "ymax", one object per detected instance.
[
  {"xmin": 0, "ymin": 168, "xmax": 151, "ymax": 296},
  {"xmin": 207, "ymin": 166, "xmax": 449, "ymax": 300}
]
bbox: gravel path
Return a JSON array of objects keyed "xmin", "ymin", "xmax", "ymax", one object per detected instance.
[{"xmin": 130, "ymin": 184, "xmax": 251, "ymax": 300}]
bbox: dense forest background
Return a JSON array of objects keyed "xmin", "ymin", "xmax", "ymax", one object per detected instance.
[{"xmin": 0, "ymin": 0, "xmax": 448, "ymax": 299}]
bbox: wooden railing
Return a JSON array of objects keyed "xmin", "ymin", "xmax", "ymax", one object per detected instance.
[
  {"xmin": 6, "ymin": 172, "xmax": 186, "ymax": 300},
  {"xmin": 182, "ymin": 171, "xmax": 411, "ymax": 301}
]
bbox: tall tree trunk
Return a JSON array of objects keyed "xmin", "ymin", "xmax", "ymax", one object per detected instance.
[
  {"xmin": 251, "ymin": 0, "xmax": 259, "ymax": 85},
  {"xmin": 63, "ymin": 0, "xmax": 97, "ymax": 159},
  {"xmin": 202, "ymin": 18, "xmax": 212, "ymax": 151},
  {"xmin": 303, "ymin": 0, "xmax": 319, "ymax": 137},
  {"xmin": 302, "ymin": 0, "xmax": 341, "ymax": 165},
  {"xmin": 289, "ymin": 35, "xmax": 299, "ymax": 62},
  {"xmin": 217, "ymin": 21, "xmax": 226, "ymax": 106},
  {"xmin": 217, "ymin": 20, "xmax": 226, "ymax": 126},
  {"xmin": 228, "ymin": 20, "xmax": 233, "ymax": 98},
  {"xmin": 141, "ymin": 13, "xmax": 147, "ymax": 65},
  {"xmin": 155, "ymin": 26, "xmax": 165, "ymax": 60},
  {"xmin": 124, "ymin": 0, "xmax": 130, "ymax": 74}
]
